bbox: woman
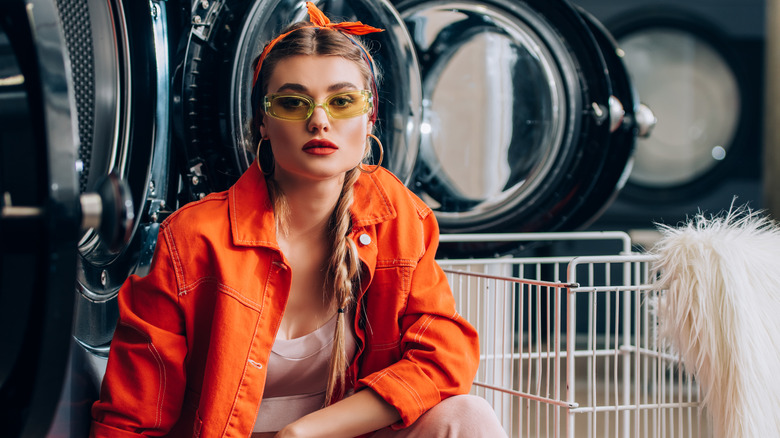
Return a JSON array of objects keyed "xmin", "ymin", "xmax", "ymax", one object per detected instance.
[{"xmin": 90, "ymin": 3, "xmax": 505, "ymax": 437}]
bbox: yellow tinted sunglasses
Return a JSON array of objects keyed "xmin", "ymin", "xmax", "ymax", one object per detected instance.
[{"xmin": 263, "ymin": 90, "xmax": 373, "ymax": 121}]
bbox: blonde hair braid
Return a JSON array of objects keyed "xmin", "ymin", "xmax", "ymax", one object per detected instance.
[
  {"xmin": 263, "ymin": 174, "xmax": 290, "ymax": 237},
  {"xmin": 323, "ymin": 167, "xmax": 362, "ymax": 405}
]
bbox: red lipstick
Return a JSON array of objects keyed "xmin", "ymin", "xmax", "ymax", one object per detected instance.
[{"xmin": 302, "ymin": 139, "xmax": 338, "ymax": 156}]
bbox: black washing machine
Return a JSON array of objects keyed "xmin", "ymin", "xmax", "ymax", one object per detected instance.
[
  {"xmin": 572, "ymin": 0, "xmax": 766, "ymax": 231},
  {"xmin": 1, "ymin": 0, "xmax": 652, "ymax": 435},
  {"xmin": 2, "ymin": 0, "xmax": 170, "ymax": 435}
]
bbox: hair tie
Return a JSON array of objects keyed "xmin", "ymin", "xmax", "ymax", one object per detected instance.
[{"xmin": 337, "ymin": 308, "xmax": 345, "ymax": 314}]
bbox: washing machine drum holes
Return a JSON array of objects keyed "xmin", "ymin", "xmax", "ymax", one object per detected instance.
[{"xmin": 55, "ymin": 0, "xmax": 173, "ymax": 353}]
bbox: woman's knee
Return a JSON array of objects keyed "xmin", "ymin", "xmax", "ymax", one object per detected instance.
[
  {"xmin": 436, "ymin": 394, "xmax": 495, "ymax": 417},
  {"xmin": 415, "ymin": 395, "xmax": 507, "ymax": 437}
]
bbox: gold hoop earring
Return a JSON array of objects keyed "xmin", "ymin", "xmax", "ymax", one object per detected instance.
[
  {"xmin": 256, "ymin": 138, "xmax": 274, "ymax": 176},
  {"xmin": 359, "ymin": 134, "xmax": 383, "ymax": 174}
]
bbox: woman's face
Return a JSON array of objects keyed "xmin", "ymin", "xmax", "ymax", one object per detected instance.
[{"xmin": 259, "ymin": 55, "xmax": 373, "ymax": 185}]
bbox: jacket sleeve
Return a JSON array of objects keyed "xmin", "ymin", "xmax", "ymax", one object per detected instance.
[
  {"xmin": 357, "ymin": 209, "xmax": 480, "ymax": 427},
  {"xmin": 90, "ymin": 224, "xmax": 188, "ymax": 437}
]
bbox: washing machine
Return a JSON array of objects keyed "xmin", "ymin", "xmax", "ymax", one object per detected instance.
[
  {"xmin": 1, "ymin": 0, "xmax": 651, "ymax": 435},
  {"xmin": 1, "ymin": 0, "xmax": 170, "ymax": 435},
  {"xmin": 171, "ymin": 0, "xmax": 649, "ymax": 257},
  {"xmin": 572, "ymin": 0, "xmax": 766, "ymax": 231}
]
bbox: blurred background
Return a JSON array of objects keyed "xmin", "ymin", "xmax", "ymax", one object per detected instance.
[{"xmin": 0, "ymin": 0, "xmax": 775, "ymax": 435}]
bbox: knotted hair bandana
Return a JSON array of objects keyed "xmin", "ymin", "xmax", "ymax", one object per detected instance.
[{"xmin": 251, "ymin": 2, "xmax": 384, "ymax": 92}]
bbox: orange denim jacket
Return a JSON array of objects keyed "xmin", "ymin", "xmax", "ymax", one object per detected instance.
[{"xmin": 90, "ymin": 164, "xmax": 480, "ymax": 437}]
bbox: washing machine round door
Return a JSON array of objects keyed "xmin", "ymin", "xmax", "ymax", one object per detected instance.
[
  {"xmin": 397, "ymin": 0, "xmax": 634, "ymax": 241},
  {"xmin": 175, "ymin": 0, "xmax": 422, "ymax": 197},
  {"xmin": 2, "ymin": 0, "xmax": 168, "ymax": 433},
  {"xmin": 608, "ymin": 10, "xmax": 751, "ymax": 204},
  {"xmin": 1, "ymin": 0, "xmax": 80, "ymax": 434}
]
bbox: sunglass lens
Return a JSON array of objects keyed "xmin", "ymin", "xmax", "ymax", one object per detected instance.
[
  {"xmin": 271, "ymin": 95, "xmax": 311, "ymax": 120},
  {"xmin": 327, "ymin": 92, "xmax": 369, "ymax": 119}
]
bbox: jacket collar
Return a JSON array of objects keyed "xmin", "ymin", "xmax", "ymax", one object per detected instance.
[{"xmin": 229, "ymin": 163, "xmax": 397, "ymax": 247}]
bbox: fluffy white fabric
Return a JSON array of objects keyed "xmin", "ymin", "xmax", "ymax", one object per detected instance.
[{"xmin": 650, "ymin": 207, "xmax": 780, "ymax": 438}]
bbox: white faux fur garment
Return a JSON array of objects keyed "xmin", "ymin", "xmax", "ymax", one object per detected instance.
[{"xmin": 650, "ymin": 207, "xmax": 780, "ymax": 438}]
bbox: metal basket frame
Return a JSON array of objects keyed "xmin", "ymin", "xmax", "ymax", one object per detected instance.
[{"xmin": 437, "ymin": 232, "xmax": 710, "ymax": 438}]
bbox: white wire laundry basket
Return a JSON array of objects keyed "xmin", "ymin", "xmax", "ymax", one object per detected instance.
[{"xmin": 437, "ymin": 232, "xmax": 712, "ymax": 438}]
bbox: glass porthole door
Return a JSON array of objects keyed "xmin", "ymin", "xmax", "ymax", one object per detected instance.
[
  {"xmin": 608, "ymin": 10, "xmax": 751, "ymax": 204},
  {"xmin": 395, "ymin": 0, "xmax": 644, "ymax": 254}
]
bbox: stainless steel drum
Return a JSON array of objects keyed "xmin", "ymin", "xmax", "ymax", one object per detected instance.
[
  {"xmin": 63, "ymin": 0, "xmax": 172, "ymax": 355},
  {"xmin": 174, "ymin": 0, "xmax": 422, "ymax": 196},
  {"xmin": 396, "ymin": 0, "xmax": 642, "ymax": 248}
]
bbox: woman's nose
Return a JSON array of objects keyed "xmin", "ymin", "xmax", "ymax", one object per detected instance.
[{"xmin": 307, "ymin": 106, "xmax": 330, "ymax": 132}]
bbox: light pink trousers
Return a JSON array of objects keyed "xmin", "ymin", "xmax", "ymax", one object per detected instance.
[
  {"xmin": 251, "ymin": 395, "xmax": 507, "ymax": 438},
  {"xmin": 369, "ymin": 395, "xmax": 507, "ymax": 438}
]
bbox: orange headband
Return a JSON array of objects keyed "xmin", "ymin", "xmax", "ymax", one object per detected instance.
[{"xmin": 251, "ymin": 2, "xmax": 385, "ymax": 89}]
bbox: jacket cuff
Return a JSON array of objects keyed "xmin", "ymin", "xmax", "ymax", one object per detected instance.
[{"xmin": 357, "ymin": 361, "xmax": 441, "ymax": 427}]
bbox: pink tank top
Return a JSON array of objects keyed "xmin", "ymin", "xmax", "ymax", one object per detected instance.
[{"xmin": 252, "ymin": 313, "xmax": 358, "ymax": 432}]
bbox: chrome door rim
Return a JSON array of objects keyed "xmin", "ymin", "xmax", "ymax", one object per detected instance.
[{"xmin": 399, "ymin": 0, "xmax": 615, "ymax": 236}]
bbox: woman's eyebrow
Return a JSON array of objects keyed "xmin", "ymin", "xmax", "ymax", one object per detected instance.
[
  {"xmin": 275, "ymin": 83, "xmax": 308, "ymax": 93},
  {"xmin": 273, "ymin": 82, "xmax": 360, "ymax": 93},
  {"xmin": 328, "ymin": 82, "xmax": 359, "ymax": 92}
]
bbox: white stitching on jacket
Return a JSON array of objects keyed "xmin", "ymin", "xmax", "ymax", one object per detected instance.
[
  {"xmin": 386, "ymin": 369, "xmax": 425, "ymax": 414},
  {"xmin": 413, "ymin": 315, "xmax": 436, "ymax": 344}
]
